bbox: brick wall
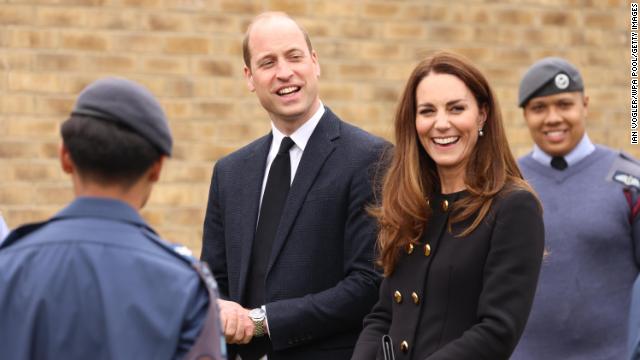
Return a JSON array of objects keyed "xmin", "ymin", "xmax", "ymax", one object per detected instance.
[{"xmin": 0, "ymin": 0, "xmax": 632, "ymax": 254}]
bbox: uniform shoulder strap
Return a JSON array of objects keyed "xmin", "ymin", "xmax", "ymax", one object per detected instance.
[{"xmin": 609, "ymin": 152, "xmax": 640, "ymax": 223}]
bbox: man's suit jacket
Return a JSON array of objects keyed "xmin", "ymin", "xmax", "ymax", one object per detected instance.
[{"xmin": 202, "ymin": 108, "xmax": 388, "ymax": 360}]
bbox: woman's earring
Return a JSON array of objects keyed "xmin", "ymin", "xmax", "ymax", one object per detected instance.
[{"xmin": 478, "ymin": 128, "xmax": 484, "ymax": 137}]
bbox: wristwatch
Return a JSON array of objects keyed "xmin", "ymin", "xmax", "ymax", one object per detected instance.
[{"xmin": 249, "ymin": 308, "xmax": 266, "ymax": 337}]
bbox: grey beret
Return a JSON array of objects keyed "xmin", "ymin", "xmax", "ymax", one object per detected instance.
[
  {"xmin": 71, "ymin": 77, "xmax": 172, "ymax": 156},
  {"xmin": 518, "ymin": 57, "xmax": 584, "ymax": 107}
]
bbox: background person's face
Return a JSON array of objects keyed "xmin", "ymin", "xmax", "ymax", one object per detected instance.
[{"xmin": 523, "ymin": 91, "xmax": 588, "ymax": 157}]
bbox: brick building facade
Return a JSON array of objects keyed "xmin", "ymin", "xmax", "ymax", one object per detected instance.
[{"xmin": 0, "ymin": 0, "xmax": 632, "ymax": 253}]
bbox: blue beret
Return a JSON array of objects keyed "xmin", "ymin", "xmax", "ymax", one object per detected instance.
[
  {"xmin": 518, "ymin": 57, "xmax": 584, "ymax": 107},
  {"xmin": 71, "ymin": 77, "xmax": 172, "ymax": 156}
]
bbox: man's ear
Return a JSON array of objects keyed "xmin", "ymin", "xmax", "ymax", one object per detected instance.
[
  {"xmin": 582, "ymin": 94, "xmax": 589, "ymax": 118},
  {"xmin": 59, "ymin": 144, "xmax": 74, "ymax": 174},
  {"xmin": 147, "ymin": 156, "xmax": 165, "ymax": 183},
  {"xmin": 244, "ymin": 66, "xmax": 256, "ymax": 92},
  {"xmin": 311, "ymin": 50, "xmax": 320, "ymax": 78}
]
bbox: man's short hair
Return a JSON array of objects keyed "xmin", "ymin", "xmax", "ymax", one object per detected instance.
[
  {"xmin": 241, "ymin": 12, "xmax": 313, "ymax": 68},
  {"xmin": 61, "ymin": 115, "xmax": 162, "ymax": 187}
]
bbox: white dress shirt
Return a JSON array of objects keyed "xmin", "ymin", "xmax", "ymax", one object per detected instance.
[
  {"xmin": 259, "ymin": 103, "xmax": 325, "ymax": 207},
  {"xmin": 255, "ymin": 103, "xmax": 325, "ymax": 348}
]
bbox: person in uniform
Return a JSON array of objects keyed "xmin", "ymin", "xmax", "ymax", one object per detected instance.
[
  {"xmin": 351, "ymin": 51, "xmax": 544, "ymax": 360},
  {"xmin": 0, "ymin": 77, "xmax": 226, "ymax": 360},
  {"xmin": 201, "ymin": 11, "xmax": 388, "ymax": 360},
  {"xmin": 511, "ymin": 57, "xmax": 640, "ymax": 360}
]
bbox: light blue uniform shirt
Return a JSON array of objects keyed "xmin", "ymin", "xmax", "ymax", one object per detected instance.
[
  {"xmin": 531, "ymin": 134, "xmax": 596, "ymax": 168},
  {"xmin": 0, "ymin": 197, "xmax": 209, "ymax": 360}
]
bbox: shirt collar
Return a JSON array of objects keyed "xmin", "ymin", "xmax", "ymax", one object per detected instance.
[
  {"xmin": 270, "ymin": 102, "xmax": 325, "ymax": 151},
  {"xmin": 53, "ymin": 197, "xmax": 150, "ymax": 229},
  {"xmin": 531, "ymin": 133, "xmax": 595, "ymax": 167}
]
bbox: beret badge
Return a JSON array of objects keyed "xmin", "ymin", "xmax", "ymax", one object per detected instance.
[{"xmin": 554, "ymin": 73, "xmax": 570, "ymax": 90}]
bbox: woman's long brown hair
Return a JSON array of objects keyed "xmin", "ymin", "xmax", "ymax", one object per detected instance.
[{"xmin": 372, "ymin": 51, "xmax": 534, "ymax": 275}]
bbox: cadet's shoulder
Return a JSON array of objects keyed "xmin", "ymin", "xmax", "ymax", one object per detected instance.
[
  {"xmin": 604, "ymin": 147, "xmax": 640, "ymax": 190},
  {"xmin": 617, "ymin": 150, "xmax": 640, "ymax": 166},
  {"xmin": 138, "ymin": 229, "xmax": 199, "ymax": 268},
  {"xmin": 590, "ymin": 144, "xmax": 633, "ymax": 161},
  {"xmin": 517, "ymin": 152, "xmax": 534, "ymax": 164},
  {"xmin": 0, "ymin": 219, "xmax": 46, "ymax": 246},
  {"xmin": 2, "ymin": 220, "xmax": 194, "ymax": 263},
  {"xmin": 111, "ymin": 231, "xmax": 204, "ymax": 285}
]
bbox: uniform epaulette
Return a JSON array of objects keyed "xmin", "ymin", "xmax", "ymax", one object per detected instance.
[
  {"xmin": 611, "ymin": 151, "xmax": 640, "ymax": 223},
  {"xmin": 139, "ymin": 227, "xmax": 197, "ymax": 265},
  {"xmin": 619, "ymin": 151, "xmax": 640, "ymax": 166}
]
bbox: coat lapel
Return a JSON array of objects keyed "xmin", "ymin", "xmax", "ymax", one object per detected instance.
[
  {"xmin": 266, "ymin": 110, "xmax": 340, "ymax": 275},
  {"xmin": 237, "ymin": 134, "xmax": 272, "ymax": 302}
]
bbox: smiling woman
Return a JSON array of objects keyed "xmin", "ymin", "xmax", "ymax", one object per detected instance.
[
  {"xmin": 352, "ymin": 52, "xmax": 545, "ymax": 360},
  {"xmin": 415, "ymin": 72, "xmax": 487, "ymax": 194}
]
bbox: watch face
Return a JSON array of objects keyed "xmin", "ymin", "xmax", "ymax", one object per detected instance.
[{"xmin": 249, "ymin": 308, "xmax": 265, "ymax": 320}]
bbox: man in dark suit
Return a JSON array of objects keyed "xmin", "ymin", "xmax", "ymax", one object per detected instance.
[{"xmin": 201, "ymin": 11, "xmax": 388, "ymax": 360}]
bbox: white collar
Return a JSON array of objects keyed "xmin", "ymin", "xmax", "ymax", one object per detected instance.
[
  {"xmin": 270, "ymin": 102, "xmax": 325, "ymax": 151},
  {"xmin": 532, "ymin": 133, "xmax": 596, "ymax": 167}
]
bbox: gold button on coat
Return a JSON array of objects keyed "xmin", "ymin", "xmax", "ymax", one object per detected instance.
[
  {"xmin": 411, "ymin": 292, "xmax": 419, "ymax": 304},
  {"xmin": 441, "ymin": 199, "xmax": 449, "ymax": 211},
  {"xmin": 424, "ymin": 243, "xmax": 431, "ymax": 257},
  {"xmin": 400, "ymin": 340, "xmax": 409, "ymax": 353},
  {"xmin": 394, "ymin": 290, "xmax": 402, "ymax": 303},
  {"xmin": 405, "ymin": 243, "xmax": 414, "ymax": 255}
]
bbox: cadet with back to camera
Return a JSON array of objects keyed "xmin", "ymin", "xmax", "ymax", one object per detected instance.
[{"xmin": 0, "ymin": 77, "xmax": 226, "ymax": 360}]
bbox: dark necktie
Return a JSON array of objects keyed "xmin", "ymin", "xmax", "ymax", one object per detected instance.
[
  {"xmin": 242, "ymin": 137, "xmax": 294, "ymax": 359},
  {"xmin": 247, "ymin": 136, "xmax": 295, "ymax": 308},
  {"xmin": 550, "ymin": 156, "xmax": 568, "ymax": 170}
]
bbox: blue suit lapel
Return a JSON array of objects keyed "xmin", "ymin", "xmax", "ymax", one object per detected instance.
[
  {"xmin": 237, "ymin": 134, "xmax": 272, "ymax": 303},
  {"xmin": 265, "ymin": 110, "xmax": 340, "ymax": 276}
]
